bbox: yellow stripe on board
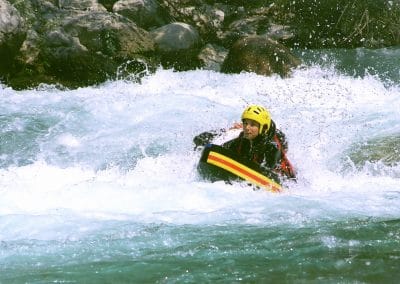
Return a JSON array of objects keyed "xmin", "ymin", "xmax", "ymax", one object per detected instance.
[{"xmin": 207, "ymin": 151, "xmax": 282, "ymax": 192}]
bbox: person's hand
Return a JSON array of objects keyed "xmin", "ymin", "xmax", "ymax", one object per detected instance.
[{"xmin": 229, "ymin": 122, "xmax": 243, "ymax": 130}]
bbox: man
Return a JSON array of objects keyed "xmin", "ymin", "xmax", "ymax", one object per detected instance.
[{"xmin": 194, "ymin": 105, "xmax": 296, "ymax": 179}]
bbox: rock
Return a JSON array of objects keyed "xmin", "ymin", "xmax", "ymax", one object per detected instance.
[
  {"xmin": 190, "ymin": 4, "xmax": 225, "ymax": 42},
  {"xmin": 1, "ymin": 0, "xmax": 399, "ymax": 89},
  {"xmin": 222, "ymin": 13, "xmax": 269, "ymax": 42},
  {"xmin": 197, "ymin": 43, "xmax": 228, "ymax": 72},
  {"xmin": 7, "ymin": 8, "xmax": 156, "ymax": 88},
  {"xmin": 0, "ymin": 0, "xmax": 26, "ymax": 74},
  {"xmin": 267, "ymin": 24, "xmax": 294, "ymax": 41},
  {"xmin": 18, "ymin": 29, "xmax": 41, "ymax": 65},
  {"xmin": 58, "ymin": 0, "xmax": 107, "ymax": 11},
  {"xmin": 221, "ymin": 36, "xmax": 301, "ymax": 77},
  {"xmin": 0, "ymin": 0, "xmax": 25, "ymax": 41},
  {"xmin": 113, "ymin": 0, "xmax": 164, "ymax": 29},
  {"xmin": 151, "ymin": 22, "xmax": 200, "ymax": 52},
  {"xmin": 150, "ymin": 22, "xmax": 201, "ymax": 70},
  {"xmin": 158, "ymin": 1, "xmax": 229, "ymax": 44},
  {"xmin": 62, "ymin": 12, "xmax": 154, "ymax": 56},
  {"xmin": 38, "ymin": 12, "xmax": 155, "ymax": 86}
]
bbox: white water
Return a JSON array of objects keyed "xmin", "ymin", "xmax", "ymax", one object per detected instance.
[{"xmin": 1, "ymin": 68, "xmax": 400, "ymax": 243}]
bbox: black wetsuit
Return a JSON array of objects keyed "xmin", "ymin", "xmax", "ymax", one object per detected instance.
[
  {"xmin": 194, "ymin": 121, "xmax": 283, "ymax": 170},
  {"xmin": 222, "ymin": 122, "xmax": 282, "ymax": 170}
]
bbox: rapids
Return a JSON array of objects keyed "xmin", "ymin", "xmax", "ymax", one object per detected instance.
[{"xmin": 1, "ymin": 51, "xmax": 400, "ymax": 282}]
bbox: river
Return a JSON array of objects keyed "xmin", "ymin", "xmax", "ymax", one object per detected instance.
[{"xmin": 1, "ymin": 47, "xmax": 400, "ymax": 282}]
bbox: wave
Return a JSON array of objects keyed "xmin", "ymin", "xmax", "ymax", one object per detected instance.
[{"xmin": 0, "ymin": 67, "xmax": 399, "ymax": 239}]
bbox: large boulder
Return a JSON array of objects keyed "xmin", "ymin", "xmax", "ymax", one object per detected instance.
[
  {"xmin": 221, "ymin": 36, "xmax": 301, "ymax": 77},
  {"xmin": 39, "ymin": 12, "xmax": 155, "ymax": 86},
  {"xmin": 7, "ymin": 7, "xmax": 156, "ymax": 89},
  {"xmin": 151, "ymin": 22, "xmax": 200, "ymax": 52},
  {"xmin": 62, "ymin": 12, "xmax": 154, "ymax": 56},
  {"xmin": 150, "ymin": 22, "xmax": 201, "ymax": 70}
]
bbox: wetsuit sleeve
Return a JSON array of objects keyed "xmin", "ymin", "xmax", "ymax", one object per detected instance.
[
  {"xmin": 193, "ymin": 129, "xmax": 226, "ymax": 149},
  {"xmin": 221, "ymin": 137, "xmax": 239, "ymax": 151},
  {"xmin": 262, "ymin": 142, "xmax": 282, "ymax": 169}
]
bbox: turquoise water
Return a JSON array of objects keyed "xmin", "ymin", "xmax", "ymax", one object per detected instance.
[
  {"xmin": 1, "ymin": 48, "xmax": 400, "ymax": 282},
  {"xmin": 2, "ymin": 220, "xmax": 400, "ymax": 282}
]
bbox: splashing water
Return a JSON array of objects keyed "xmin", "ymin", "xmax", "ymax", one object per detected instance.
[{"xmin": 1, "ymin": 65, "xmax": 400, "ymax": 282}]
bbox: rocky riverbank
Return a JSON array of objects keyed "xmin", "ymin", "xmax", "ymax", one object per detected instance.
[{"xmin": 1, "ymin": 0, "xmax": 399, "ymax": 89}]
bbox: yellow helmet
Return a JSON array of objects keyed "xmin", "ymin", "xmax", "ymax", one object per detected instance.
[{"xmin": 241, "ymin": 105, "xmax": 272, "ymax": 135}]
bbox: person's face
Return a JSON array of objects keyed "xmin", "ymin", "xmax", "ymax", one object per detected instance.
[{"xmin": 242, "ymin": 119, "xmax": 260, "ymax": 140}]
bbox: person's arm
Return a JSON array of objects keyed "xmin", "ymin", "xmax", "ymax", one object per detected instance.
[
  {"xmin": 221, "ymin": 136, "xmax": 239, "ymax": 151},
  {"xmin": 273, "ymin": 129, "xmax": 297, "ymax": 179},
  {"xmin": 193, "ymin": 122, "xmax": 242, "ymax": 150},
  {"xmin": 262, "ymin": 142, "xmax": 281, "ymax": 170},
  {"xmin": 193, "ymin": 129, "xmax": 225, "ymax": 149}
]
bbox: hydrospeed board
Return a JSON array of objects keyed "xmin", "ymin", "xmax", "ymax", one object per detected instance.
[{"xmin": 198, "ymin": 144, "xmax": 282, "ymax": 193}]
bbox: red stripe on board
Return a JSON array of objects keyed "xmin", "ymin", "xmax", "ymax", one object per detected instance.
[{"xmin": 208, "ymin": 153, "xmax": 280, "ymax": 192}]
